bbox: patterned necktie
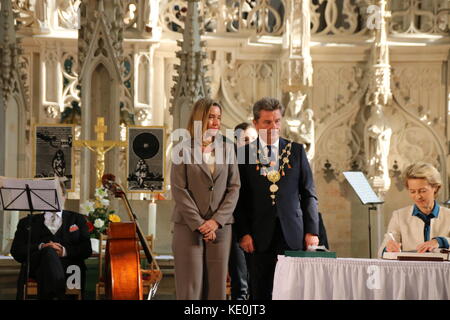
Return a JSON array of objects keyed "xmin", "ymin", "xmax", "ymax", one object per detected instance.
[{"xmin": 48, "ymin": 212, "xmax": 59, "ymax": 234}]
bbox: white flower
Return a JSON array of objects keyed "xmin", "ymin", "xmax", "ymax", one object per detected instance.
[
  {"xmin": 100, "ymin": 198, "xmax": 110, "ymax": 207},
  {"xmin": 94, "ymin": 218, "xmax": 105, "ymax": 229},
  {"xmin": 95, "ymin": 187, "xmax": 108, "ymax": 200},
  {"xmin": 80, "ymin": 201, "xmax": 95, "ymax": 215}
]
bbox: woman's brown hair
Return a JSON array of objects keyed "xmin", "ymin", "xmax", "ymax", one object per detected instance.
[{"xmin": 186, "ymin": 98, "xmax": 222, "ymax": 138}]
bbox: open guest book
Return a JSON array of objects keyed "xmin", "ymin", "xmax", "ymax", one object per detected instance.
[{"xmin": 382, "ymin": 250, "xmax": 450, "ymax": 262}]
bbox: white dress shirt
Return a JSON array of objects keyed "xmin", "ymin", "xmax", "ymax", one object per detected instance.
[
  {"xmin": 258, "ymin": 138, "xmax": 279, "ymax": 159},
  {"xmin": 44, "ymin": 211, "xmax": 63, "ymax": 234},
  {"xmin": 203, "ymin": 150, "xmax": 216, "ymax": 175}
]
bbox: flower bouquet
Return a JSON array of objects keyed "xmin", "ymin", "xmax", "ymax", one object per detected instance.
[{"xmin": 81, "ymin": 187, "xmax": 121, "ymax": 239}]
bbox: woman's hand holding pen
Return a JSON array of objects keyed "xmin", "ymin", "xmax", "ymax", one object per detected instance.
[
  {"xmin": 386, "ymin": 232, "xmax": 402, "ymax": 252},
  {"xmin": 386, "ymin": 240, "xmax": 402, "ymax": 252}
]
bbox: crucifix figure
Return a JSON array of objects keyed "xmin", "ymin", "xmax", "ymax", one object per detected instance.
[{"xmin": 74, "ymin": 117, "xmax": 127, "ymax": 187}]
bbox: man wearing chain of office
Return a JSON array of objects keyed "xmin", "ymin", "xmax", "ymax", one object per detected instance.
[{"xmin": 234, "ymin": 97, "xmax": 320, "ymax": 300}]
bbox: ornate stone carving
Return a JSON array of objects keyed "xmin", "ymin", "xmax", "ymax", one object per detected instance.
[
  {"xmin": 219, "ymin": 60, "xmax": 278, "ymax": 124},
  {"xmin": 392, "ymin": 64, "xmax": 445, "ymax": 135},
  {"xmin": 390, "ymin": 0, "xmax": 450, "ymax": 34},
  {"xmin": 157, "ymin": 0, "xmax": 450, "ymax": 38},
  {"xmin": 160, "ymin": 0, "xmax": 285, "ymax": 35},
  {"xmin": 312, "ymin": 63, "xmax": 365, "ymax": 177},
  {"xmin": 159, "ymin": 0, "xmax": 186, "ymax": 32},
  {"xmin": 364, "ymin": 104, "xmax": 392, "ymax": 190},
  {"xmin": 0, "ymin": 0, "xmax": 31, "ymax": 191},
  {"xmin": 12, "ymin": 0, "xmax": 45, "ymax": 31},
  {"xmin": 310, "ymin": 0, "xmax": 369, "ymax": 36},
  {"xmin": 44, "ymin": 104, "xmax": 60, "ymax": 119},
  {"xmin": 123, "ymin": 0, "xmax": 155, "ymax": 37},
  {"xmin": 282, "ymin": 91, "xmax": 315, "ymax": 160},
  {"xmin": 314, "ymin": 64, "xmax": 363, "ymax": 127},
  {"xmin": 1, "ymin": 0, "xmax": 28, "ymax": 107},
  {"xmin": 170, "ymin": 0, "xmax": 210, "ymax": 130},
  {"xmin": 389, "ymin": 61, "xmax": 447, "ymax": 194},
  {"xmin": 57, "ymin": 0, "xmax": 81, "ymax": 29},
  {"xmin": 62, "ymin": 53, "xmax": 80, "ymax": 112},
  {"xmin": 77, "ymin": 0, "xmax": 128, "ymax": 202},
  {"xmin": 136, "ymin": 108, "xmax": 150, "ymax": 122},
  {"xmin": 121, "ymin": 53, "xmax": 134, "ymax": 117},
  {"xmin": 363, "ymin": 0, "xmax": 392, "ymax": 192},
  {"xmin": 78, "ymin": 0, "xmax": 125, "ymax": 80}
]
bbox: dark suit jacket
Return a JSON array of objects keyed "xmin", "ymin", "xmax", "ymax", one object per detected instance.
[
  {"xmin": 11, "ymin": 210, "xmax": 92, "ymax": 298},
  {"xmin": 234, "ymin": 138, "xmax": 319, "ymax": 252}
]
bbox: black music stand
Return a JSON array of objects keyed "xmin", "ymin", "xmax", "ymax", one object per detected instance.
[
  {"xmin": 0, "ymin": 179, "xmax": 61, "ymax": 299},
  {"xmin": 343, "ymin": 171, "xmax": 384, "ymax": 259}
]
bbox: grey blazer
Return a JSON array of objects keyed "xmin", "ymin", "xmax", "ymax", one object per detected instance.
[{"xmin": 170, "ymin": 138, "xmax": 241, "ymax": 232}]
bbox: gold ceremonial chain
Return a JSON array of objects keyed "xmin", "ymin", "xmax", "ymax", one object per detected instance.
[{"xmin": 256, "ymin": 141, "xmax": 292, "ymax": 205}]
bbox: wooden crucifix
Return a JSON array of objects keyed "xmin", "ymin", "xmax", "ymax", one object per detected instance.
[{"xmin": 74, "ymin": 117, "xmax": 127, "ymax": 187}]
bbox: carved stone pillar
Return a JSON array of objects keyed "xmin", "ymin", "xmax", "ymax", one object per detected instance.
[
  {"xmin": 364, "ymin": 0, "xmax": 392, "ymax": 194},
  {"xmin": 363, "ymin": 0, "xmax": 392, "ymax": 253},
  {"xmin": 281, "ymin": 0, "xmax": 314, "ymax": 160},
  {"xmin": 0, "ymin": 0, "xmax": 30, "ymax": 252},
  {"xmin": 170, "ymin": 0, "xmax": 210, "ymax": 131}
]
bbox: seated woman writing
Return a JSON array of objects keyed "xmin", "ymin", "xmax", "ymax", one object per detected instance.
[{"xmin": 378, "ymin": 162, "xmax": 450, "ymax": 257}]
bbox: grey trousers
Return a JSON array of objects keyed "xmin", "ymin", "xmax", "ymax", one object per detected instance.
[{"xmin": 172, "ymin": 223, "xmax": 232, "ymax": 300}]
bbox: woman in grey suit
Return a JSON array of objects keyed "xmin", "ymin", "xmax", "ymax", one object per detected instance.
[{"xmin": 171, "ymin": 98, "xmax": 240, "ymax": 300}]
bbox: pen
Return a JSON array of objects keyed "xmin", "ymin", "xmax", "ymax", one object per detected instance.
[{"xmin": 388, "ymin": 232, "xmax": 401, "ymax": 252}]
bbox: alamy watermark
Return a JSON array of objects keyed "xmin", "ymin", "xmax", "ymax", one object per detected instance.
[
  {"xmin": 170, "ymin": 121, "xmax": 277, "ymax": 166},
  {"xmin": 366, "ymin": 265, "xmax": 381, "ymax": 290},
  {"xmin": 66, "ymin": 265, "xmax": 81, "ymax": 290},
  {"xmin": 366, "ymin": 5, "xmax": 382, "ymax": 30}
]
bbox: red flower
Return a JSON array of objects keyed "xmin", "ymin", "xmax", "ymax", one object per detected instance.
[{"xmin": 86, "ymin": 221, "xmax": 94, "ymax": 233}]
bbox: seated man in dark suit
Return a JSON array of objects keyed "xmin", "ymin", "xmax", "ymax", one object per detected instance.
[{"xmin": 10, "ymin": 180, "xmax": 92, "ymax": 299}]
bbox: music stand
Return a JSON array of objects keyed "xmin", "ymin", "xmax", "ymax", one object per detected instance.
[
  {"xmin": 0, "ymin": 177, "xmax": 62, "ymax": 299},
  {"xmin": 343, "ymin": 172, "xmax": 384, "ymax": 259}
]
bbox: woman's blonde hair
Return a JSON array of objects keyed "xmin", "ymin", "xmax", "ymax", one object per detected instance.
[
  {"xmin": 186, "ymin": 98, "xmax": 222, "ymax": 138},
  {"xmin": 404, "ymin": 162, "xmax": 442, "ymax": 195}
]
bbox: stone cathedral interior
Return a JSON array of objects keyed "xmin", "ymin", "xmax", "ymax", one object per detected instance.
[{"xmin": 0, "ymin": 0, "xmax": 450, "ymax": 301}]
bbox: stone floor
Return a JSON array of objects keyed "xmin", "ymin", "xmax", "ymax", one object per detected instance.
[{"xmin": 0, "ymin": 255, "xmax": 175, "ymax": 300}]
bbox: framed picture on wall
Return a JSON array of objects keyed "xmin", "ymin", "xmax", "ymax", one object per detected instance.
[
  {"xmin": 32, "ymin": 124, "xmax": 75, "ymax": 192},
  {"xmin": 126, "ymin": 126, "xmax": 166, "ymax": 193}
]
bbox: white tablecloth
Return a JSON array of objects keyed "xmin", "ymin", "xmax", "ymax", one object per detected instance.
[{"xmin": 272, "ymin": 256, "xmax": 450, "ymax": 300}]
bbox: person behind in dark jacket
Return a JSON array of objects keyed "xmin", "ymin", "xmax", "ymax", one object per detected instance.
[
  {"xmin": 11, "ymin": 180, "xmax": 92, "ymax": 299},
  {"xmin": 229, "ymin": 122, "xmax": 257, "ymax": 300}
]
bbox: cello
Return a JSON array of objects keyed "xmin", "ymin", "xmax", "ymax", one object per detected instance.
[{"xmin": 102, "ymin": 173, "xmax": 162, "ymax": 300}]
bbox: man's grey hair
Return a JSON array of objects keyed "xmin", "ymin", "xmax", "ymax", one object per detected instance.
[{"xmin": 252, "ymin": 97, "xmax": 285, "ymax": 121}]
